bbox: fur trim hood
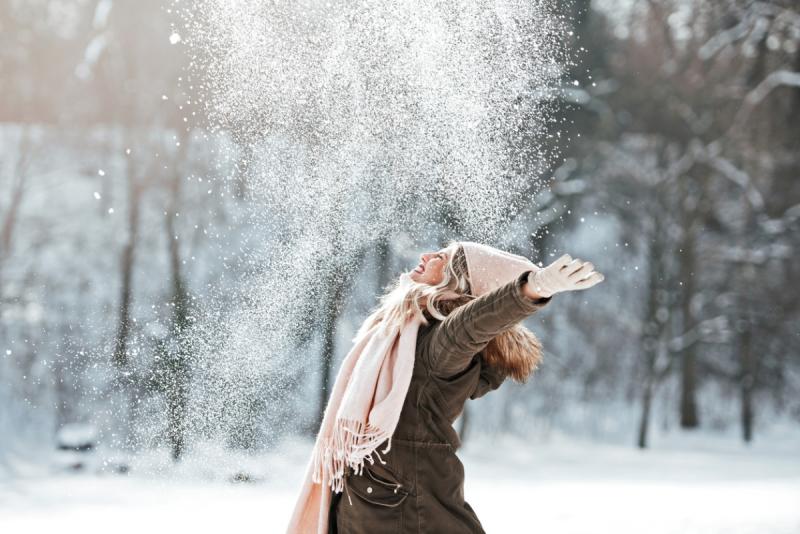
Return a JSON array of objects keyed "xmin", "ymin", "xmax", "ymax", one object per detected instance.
[{"xmin": 482, "ymin": 323, "xmax": 544, "ymax": 383}]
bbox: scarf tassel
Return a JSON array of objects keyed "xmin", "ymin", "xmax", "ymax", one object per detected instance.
[{"xmin": 310, "ymin": 417, "xmax": 394, "ymax": 493}]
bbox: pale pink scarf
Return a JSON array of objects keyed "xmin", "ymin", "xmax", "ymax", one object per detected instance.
[{"xmin": 286, "ymin": 312, "xmax": 423, "ymax": 534}]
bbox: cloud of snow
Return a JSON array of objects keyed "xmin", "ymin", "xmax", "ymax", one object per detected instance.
[{"xmin": 172, "ymin": 0, "xmax": 572, "ymax": 442}]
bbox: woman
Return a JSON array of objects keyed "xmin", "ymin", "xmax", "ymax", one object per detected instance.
[{"xmin": 288, "ymin": 241, "xmax": 604, "ymax": 534}]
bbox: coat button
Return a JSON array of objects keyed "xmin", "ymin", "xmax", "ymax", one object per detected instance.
[{"xmin": 366, "ymin": 486, "xmax": 373, "ymax": 494}]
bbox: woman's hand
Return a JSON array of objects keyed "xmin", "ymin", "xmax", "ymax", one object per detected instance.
[{"xmin": 526, "ymin": 254, "xmax": 605, "ymax": 298}]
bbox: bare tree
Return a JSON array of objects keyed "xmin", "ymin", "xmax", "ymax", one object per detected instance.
[
  {"xmin": 158, "ymin": 132, "xmax": 193, "ymax": 460},
  {"xmin": 0, "ymin": 127, "xmax": 32, "ymax": 299}
]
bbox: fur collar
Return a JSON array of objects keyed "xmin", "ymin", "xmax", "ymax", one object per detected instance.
[{"xmin": 482, "ymin": 324, "xmax": 543, "ymax": 383}]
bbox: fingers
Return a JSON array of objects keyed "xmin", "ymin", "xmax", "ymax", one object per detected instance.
[
  {"xmin": 558, "ymin": 256, "xmax": 601, "ymax": 278},
  {"xmin": 553, "ymin": 254, "xmax": 572, "ymax": 270},
  {"xmin": 573, "ymin": 271, "xmax": 605, "ymax": 289},
  {"xmin": 568, "ymin": 261, "xmax": 594, "ymax": 279}
]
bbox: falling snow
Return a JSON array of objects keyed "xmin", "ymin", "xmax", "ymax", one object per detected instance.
[{"xmin": 162, "ymin": 0, "xmax": 575, "ymax": 446}]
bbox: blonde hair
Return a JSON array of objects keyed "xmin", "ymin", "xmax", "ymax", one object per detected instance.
[
  {"xmin": 355, "ymin": 241, "xmax": 471, "ymax": 338},
  {"xmin": 355, "ymin": 240, "xmax": 543, "ymax": 383}
]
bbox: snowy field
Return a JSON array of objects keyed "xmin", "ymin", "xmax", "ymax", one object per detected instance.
[{"xmin": 1, "ymin": 430, "xmax": 798, "ymax": 534}]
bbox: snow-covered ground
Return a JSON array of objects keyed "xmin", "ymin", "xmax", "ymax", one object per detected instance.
[{"xmin": 1, "ymin": 430, "xmax": 798, "ymax": 534}]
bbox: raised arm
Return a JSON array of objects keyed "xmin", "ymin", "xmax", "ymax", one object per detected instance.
[{"xmin": 426, "ymin": 269, "xmax": 552, "ymax": 378}]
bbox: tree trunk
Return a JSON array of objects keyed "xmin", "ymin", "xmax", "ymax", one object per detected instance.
[
  {"xmin": 0, "ymin": 127, "xmax": 31, "ymax": 299},
  {"xmin": 233, "ymin": 142, "xmax": 253, "ymax": 200},
  {"xmin": 637, "ymin": 219, "xmax": 665, "ymax": 449},
  {"xmin": 737, "ymin": 183, "xmax": 759, "ymax": 444},
  {"xmin": 679, "ymin": 218, "xmax": 699, "ymax": 429},
  {"xmin": 739, "ymin": 325, "xmax": 755, "ymax": 443},
  {"xmin": 113, "ymin": 158, "xmax": 142, "ymax": 369},
  {"xmin": 375, "ymin": 234, "xmax": 393, "ymax": 295},
  {"xmin": 164, "ymin": 135, "xmax": 191, "ymax": 460},
  {"xmin": 316, "ymin": 268, "xmax": 348, "ymax": 433},
  {"xmin": 637, "ymin": 374, "xmax": 654, "ymax": 449},
  {"xmin": 313, "ymin": 244, "xmax": 369, "ymax": 434},
  {"xmin": 111, "ymin": 148, "xmax": 149, "ymax": 452}
]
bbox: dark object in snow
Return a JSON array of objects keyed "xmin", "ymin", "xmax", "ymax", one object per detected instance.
[
  {"xmin": 53, "ymin": 450, "xmax": 93, "ymax": 473},
  {"xmin": 67, "ymin": 459, "xmax": 86, "ymax": 471},
  {"xmin": 109, "ymin": 462, "xmax": 130, "ymax": 475},
  {"xmin": 56, "ymin": 423, "xmax": 98, "ymax": 452},
  {"xmin": 53, "ymin": 423, "xmax": 121, "ymax": 475},
  {"xmin": 98, "ymin": 458, "xmax": 130, "ymax": 475},
  {"xmin": 230, "ymin": 471, "xmax": 258, "ymax": 483}
]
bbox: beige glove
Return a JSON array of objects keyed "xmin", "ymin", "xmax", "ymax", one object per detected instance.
[{"xmin": 528, "ymin": 254, "xmax": 604, "ymax": 298}]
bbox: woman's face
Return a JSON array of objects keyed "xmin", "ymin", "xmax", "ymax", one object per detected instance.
[{"xmin": 409, "ymin": 249, "xmax": 449, "ymax": 285}]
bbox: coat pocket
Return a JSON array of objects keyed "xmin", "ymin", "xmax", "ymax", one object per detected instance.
[
  {"xmin": 336, "ymin": 465, "xmax": 409, "ymax": 534},
  {"xmin": 348, "ymin": 464, "xmax": 409, "ymax": 507}
]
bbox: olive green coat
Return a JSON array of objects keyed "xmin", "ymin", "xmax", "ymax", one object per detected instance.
[{"xmin": 330, "ymin": 269, "xmax": 552, "ymax": 533}]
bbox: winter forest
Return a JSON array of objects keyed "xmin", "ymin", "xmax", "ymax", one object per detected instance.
[{"xmin": 1, "ymin": 0, "xmax": 799, "ymax": 532}]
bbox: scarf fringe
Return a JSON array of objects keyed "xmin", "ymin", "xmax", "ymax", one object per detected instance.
[{"xmin": 310, "ymin": 417, "xmax": 394, "ymax": 493}]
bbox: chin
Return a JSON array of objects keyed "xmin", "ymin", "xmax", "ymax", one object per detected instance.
[{"xmin": 408, "ymin": 271, "xmax": 429, "ymax": 284}]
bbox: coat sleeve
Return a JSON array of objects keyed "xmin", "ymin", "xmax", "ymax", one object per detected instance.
[{"xmin": 426, "ymin": 269, "xmax": 552, "ymax": 379}]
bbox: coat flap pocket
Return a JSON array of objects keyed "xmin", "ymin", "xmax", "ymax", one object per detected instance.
[{"xmin": 347, "ymin": 466, "xmax": 409, "ymax": 508}]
